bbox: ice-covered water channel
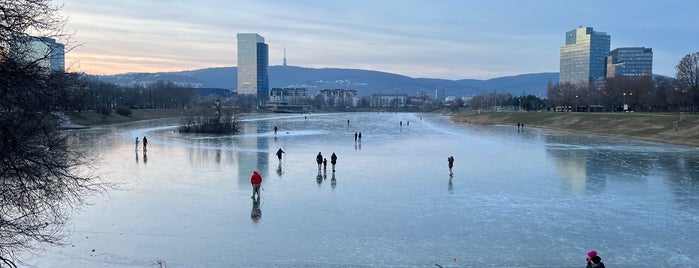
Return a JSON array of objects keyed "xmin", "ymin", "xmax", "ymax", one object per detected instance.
[{"xmin": 29, "ymin": 112, "xmax": 699, "ymax": 267}]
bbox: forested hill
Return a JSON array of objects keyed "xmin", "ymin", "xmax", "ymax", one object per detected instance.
[{"xmin": 92, "ymin": 66, "xmax": 559, "ymax": 97}]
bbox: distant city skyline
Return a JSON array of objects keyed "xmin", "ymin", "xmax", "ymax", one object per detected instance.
[{"xmin": 59, "ymin": 0, "xmax": 699, "ymax": 80}]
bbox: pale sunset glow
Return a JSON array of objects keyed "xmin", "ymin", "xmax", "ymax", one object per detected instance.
[{"xmin": 58, "ymin": 0, "xmax": 699, "ymax": 79}]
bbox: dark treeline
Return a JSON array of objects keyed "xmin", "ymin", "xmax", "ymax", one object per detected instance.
[
  {"xmin": 81, "ymin": 79, "xmax": 201, "ymax": 112},
  {"xmin": 545, "ymin": 75, "xmax": 689, "ymax": 112},
  {"xmin": 464, "ymin": 61, "xmax": 699, "ymax": 113},
  {"xmin": 466, "ymin": 52, "xmax": 699, "ymax": 112}
]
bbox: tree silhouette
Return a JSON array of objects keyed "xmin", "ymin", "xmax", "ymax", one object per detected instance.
[
  {"xmin": 676, "ymin": 52, "xmax": 699, "ymax": 106},
  {"xmin": 1, "ymin": 1, "xmax": 104, "ymax": 266}
]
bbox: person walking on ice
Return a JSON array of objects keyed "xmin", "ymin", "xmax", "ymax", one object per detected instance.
[
  {"xmin": 330, "ymin": 152, "xmax": 338, "ymax": 172},
  {"xmin": 250, "ymin": 171, "xmax": 262, "ymax": 200},
  {"xmin": 135, "ymin": 137, "xmax": 139, "ymax": 150},
  {"xmin": 276, "ymin": 148, "xmax": 285, "ymax": 162},
  {"xmin": 448, "ymin": 156, "xmax": 455, "ymax": 175},
  {"xmin": 323, "ymin": 158, "xmax": 327, "ymax": 172},
  {"xmin": 142, "ymin": 136, "xmax": 148, "ymax": 151},
  {"xmin": 316, "ymin": 152, "xmax": 323, "ymax": 170}
]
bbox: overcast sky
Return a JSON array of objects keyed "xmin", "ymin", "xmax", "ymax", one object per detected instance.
[{"xmin": 59, "ymin": 0, "xmax": 699, "ymax": 80}]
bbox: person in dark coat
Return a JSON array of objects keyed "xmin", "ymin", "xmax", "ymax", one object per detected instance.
[
  {"xmin": 276, "ymin": 148, "xmax": 285, "ymax": 161},
  {"xmin": 142, "ymin": 136, "xmax": 148, "ymax": 151},
  {"xmin": 316, "ymin": 152, "xmax": 323, "ymax": 170},
  {"xmin": 590, "ymin": 256, "xmax": 605, "ymax": 268},
  {"xmin": 586, "ymin": 250, "xmax": 597, "ymax": 268},
  {"xmin": 448, "ymin": 156, "xmax": 455, "ymax": 175},
  {"xmin": 330, "ymin": 152, "xmax": 338, "ymax": 171}
]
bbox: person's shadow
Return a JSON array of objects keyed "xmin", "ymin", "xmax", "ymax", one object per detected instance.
[
  {"xmin": 276, "ymin": 162, "xmax": 283, "ymax": 177},
  {"xmin": 331, "ymin": 171, "xmax": 337, "ymax": 190},
  {"xmin": 448, "ymin": 175, "xmax": 453, "ymax": 193},
  {"xmin": 143, "ymin": 151, "xmax": 148, "ymax": 164},
  {"xmin": 251, "ymin": 198, "xmax": 261, "ymax": 223},
  {"xmin": 316, "ymin": 170, "xmax": 323, "ymax": 187}
]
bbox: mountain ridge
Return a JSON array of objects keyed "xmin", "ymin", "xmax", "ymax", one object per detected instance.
[{"xmin": 91, "ymin": 66, "xmax": 560, "ymax": 97}]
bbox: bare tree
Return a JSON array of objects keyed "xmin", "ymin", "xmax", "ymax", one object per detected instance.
[
  {"xmin": 676, "ymin": 52, "xmax": 699, "ymax": 107},
  {"xmin": 1, "ymin": 1, "xmax": 104, "ymax": 267},
  {"xmin": 676, "ymin": 52, "xmax": 699, "ymax": 91}
]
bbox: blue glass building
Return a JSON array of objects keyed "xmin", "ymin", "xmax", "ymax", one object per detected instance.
[
  {"xmin": 607, "ymin": 47, "xmax": 653, "ymax": 78},
  {"xmin": 559, "ymin": 26, "xmax": 610, "ymax": 86},
  {"xmin": 237, "ymin": 33, "xmax": 269, "ymax": 103}
]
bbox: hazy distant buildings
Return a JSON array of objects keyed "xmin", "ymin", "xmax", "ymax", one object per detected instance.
[
  {"xmin": 319, "ymin": 89, "xmax": 358, "ymax": 107},
  {"xmin": 270, "ymin": 87, "xmax": 308, "ymax": 104},
  {"xmin": 435, "ymin": 88, "xmax": 445, "ymax": 102},
  {"xmin": 606, "ymin": 47, "xmax": 653, "ymax": 78},
  {"xmin": 237, "ymin": 33, "xmax": 269, "ymax": 103},
  {"xmin": 10, "ymin": 36, "xmax": 65, "ymax": 72},
  {"xmin": 369, "ymin": 94, "xmax": 407, "ymax": 108},
  {"xmin": 559, "ymin": 26, "xmax": 610, "ymax": 85}
]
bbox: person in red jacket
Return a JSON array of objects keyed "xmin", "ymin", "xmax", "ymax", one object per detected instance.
[{"xmin": 251, "ymin": 171, "xmax": 262, "ymax": 199}]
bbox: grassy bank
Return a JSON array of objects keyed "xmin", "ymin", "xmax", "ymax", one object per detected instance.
[
  {"xmin": 66, "ymin": 109, "xmax": 186, "ymax": 126},
  {"xmin": 451, "ymin": 110, "xmax": 699, "ymax": 147}
]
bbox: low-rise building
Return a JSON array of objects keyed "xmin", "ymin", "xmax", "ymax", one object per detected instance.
[
  {"xmin": 368, "ymin": 94, "xmax": 408, "ymax": 108},
  {"xmin": 318, "ymin": 88, "xmax": 358, "ymax": 107},
  {"xmin": 270, "ymin": 87, "xmax": 309, "ymax": 104}
]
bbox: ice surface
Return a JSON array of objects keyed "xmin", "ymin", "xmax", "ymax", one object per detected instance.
[{"xmin": 26, "ymin": 112, "xmax": 699, "ymax": 267}]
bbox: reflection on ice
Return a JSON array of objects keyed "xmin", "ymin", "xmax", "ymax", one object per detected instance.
[
  {"xmin": 28, "ymin": 112, "xmax": 699, "ymax": 267},
  {"xmin": 251, "ymin": 196, "xmax": 261, "ymax": 223}
]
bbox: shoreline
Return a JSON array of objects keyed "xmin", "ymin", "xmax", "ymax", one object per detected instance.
[
  {"xmin": 65, "ymin": 109, "xmax": 187, "ymax": 126},
  {"xmin": 450, "ymin": 110, "xmax": 699, "ymax": 148},
  {"xmin": 66, "ymin": 109, "xmax": 699, "ymax": 147}
]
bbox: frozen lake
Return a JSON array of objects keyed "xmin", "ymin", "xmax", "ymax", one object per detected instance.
[{"xmin": 28, "ymin": 112, "xmax": 699, "ymax": 267}]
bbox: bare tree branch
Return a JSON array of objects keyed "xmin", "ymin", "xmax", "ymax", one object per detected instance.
[{"xmin": 1, "ymin": 1, "xmax": 105, "ymax": 266}]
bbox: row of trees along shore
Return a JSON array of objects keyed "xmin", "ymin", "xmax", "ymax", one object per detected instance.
[{"xmin": 468, "ymin": 52, "xmax": 699, "ymax": 113}]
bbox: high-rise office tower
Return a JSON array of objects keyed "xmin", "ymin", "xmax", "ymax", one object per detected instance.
[
  {"xmin": 237, "ymin": 33, "xmax": 269, "ymax": 102},
  {"xmin": 560, "ymin": 26, "xmax": 610, "ymax": 85},
  {"xmin": 10, "ymin": 36, "xmax": 64, "ymax": 72},
  {"xmin": 606, "ymin": 47, "xmax": 653, "ymax": 78}
]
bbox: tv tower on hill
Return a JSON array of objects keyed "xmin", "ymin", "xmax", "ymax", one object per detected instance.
[{"xmin": 283, "ymin": 46, "xmax": 287, "ymax": 66}]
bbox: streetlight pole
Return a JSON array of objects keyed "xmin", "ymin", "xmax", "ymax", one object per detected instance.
[
  {"xmin": 575, "ymin": 95, "xmax": 578, "ymax": 112},
  {"xmin": 629, "ymin": 92, "xmax": 633, "ymax": 111},
  {"xmin": 623, "ymin": 92, "xmax": 626, "ymax": 112}
]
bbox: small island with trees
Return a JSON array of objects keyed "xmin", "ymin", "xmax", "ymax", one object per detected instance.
[{"xmin": 179, "ymin": 97, "xmax": 242, "ymax": 134}]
